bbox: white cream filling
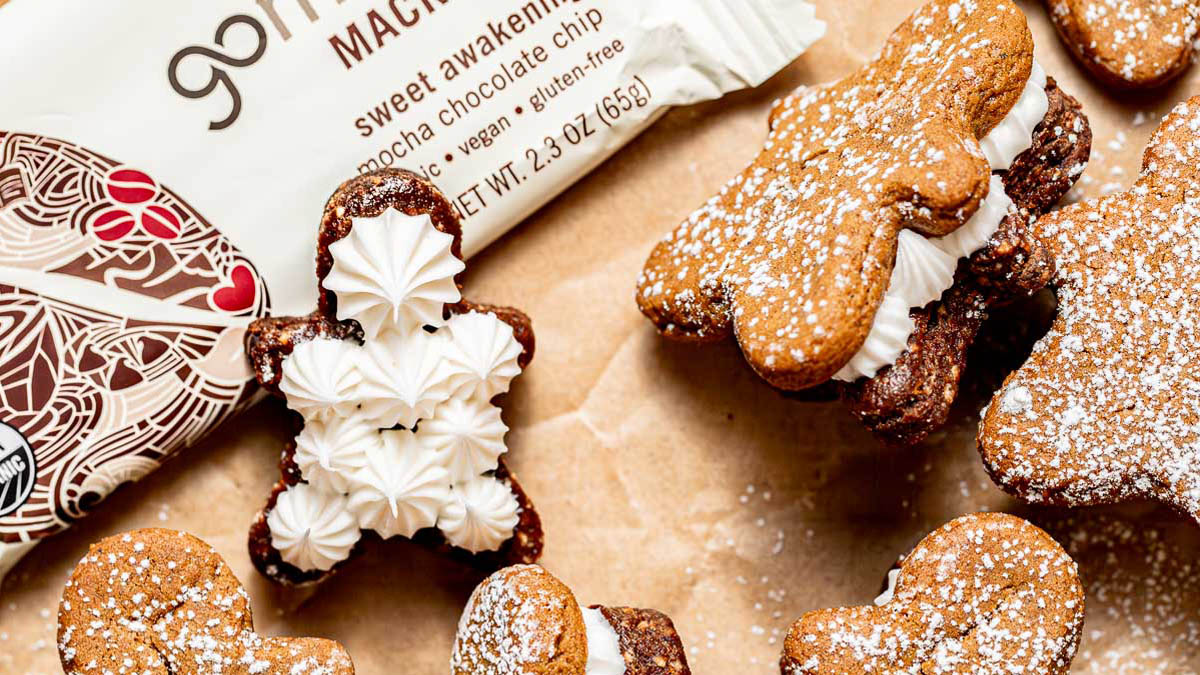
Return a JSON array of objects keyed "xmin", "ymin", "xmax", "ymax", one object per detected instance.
[
  {"xmin": 873, "ymin": 568, "xmax": 901, "ymax": 606},
  {"xmin": 582, "ymin": 607, "xmax": 627, "ymax": 675},
  {"xmin": 833, "ymin": 61, "xmax": 1048, "ymax": 383}
]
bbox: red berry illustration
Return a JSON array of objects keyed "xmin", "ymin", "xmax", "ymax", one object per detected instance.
[
  {"xmin": 105, "ymin": 168, "xmax": 156, "ymax": 205},
  {"xmin": 90, "ymin": 207, "xmax": 136, "ymax": 241},
  {"xmin": 140, "ymin": 204, "xmax": 182, "ymax": 240}
]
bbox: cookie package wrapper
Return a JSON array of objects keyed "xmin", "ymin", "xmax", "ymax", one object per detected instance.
[{"xmin": 0, "ymin": 1, "xmax": 824, "ymax": 582}]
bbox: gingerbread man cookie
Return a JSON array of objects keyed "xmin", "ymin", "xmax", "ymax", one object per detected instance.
[
  {"xmin": 780, "ymin": 513, "xmax": 1084, "ymax": 674},
  {"xmin": 637, "ymin": 0, "xmax": 1091, "ymax": 446},
  {"xmin": 1045, "ymin": 0, "xmax": 1200, "ymax": 89},
  {"xmin": 57, "ymin": 529, "xmax": 354, "ymax": 674},
  {"xmin": 244, "ymin": 169, "xmax": 542, "ymax": 586},
  {"xmin": 980, "ymin": 97, "xmax": 1200, "ymax": 523},
  {"xmin": 452, "ymin": 565, "xmax": 691, "ymax": 675}
]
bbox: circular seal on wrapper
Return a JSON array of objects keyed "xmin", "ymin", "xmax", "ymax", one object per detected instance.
[{"xmin": 0, "ymin": 422, "xmax": 35, "ymax": 518}]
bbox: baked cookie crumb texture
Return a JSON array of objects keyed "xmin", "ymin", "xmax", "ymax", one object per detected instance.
[
  {"xmin": 980, "ymin": 96, "xmax": 1200, "ymax": 524},
  {"xmin": 57, "ymin": 529, "xmax": 354, "ymax": 675},
  {"xmin": 780, "ymin": 513, "xmax": 1084, "ymax": 674},
  {"xmin": 452, "ymin": 565, "xmax": 692, "ymax": 675},
  {"xmin": 244, "ymin": 169, "xmax": 543, "ymax": 586},
  {"xmin": 1046, "ymin": 0, "xmax": 1200, "ymax": 89},
  {"xmin": 637, "ymin": 0, "xmax": 1091, "ymax": 446}
]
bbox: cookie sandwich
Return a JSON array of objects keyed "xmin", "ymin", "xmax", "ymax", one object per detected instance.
[
  {"xmin": 452, "ymin": 565, "xmax": 691, "ymax": 675},
  {"xmin": 57, "ymin": 529, "xmax": 355, "ymax": 675},
  {"xmin": 637, "ymin": 0, "xmax": 1091, "ymax": 445},
  {"xmin": 781, "ymin": 513, "xmax": 1084, "ymax": 674},
  {"xmin": 245, "ymin": 169, "xmax": 542, "ymax": 585},
  {"xmin": 980, "ymin": 97, "xmax": 1200, "ymax": 526}
]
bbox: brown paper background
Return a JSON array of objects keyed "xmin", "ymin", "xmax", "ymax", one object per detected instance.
[{"xmin": 5, "ymin": 1, "xmax": 1200, "ymax": 672}]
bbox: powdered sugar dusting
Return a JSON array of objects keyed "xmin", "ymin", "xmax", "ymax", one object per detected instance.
[{"xmin": 1046, "ymin": 0, "xmax": 1200, "ymax": 86}]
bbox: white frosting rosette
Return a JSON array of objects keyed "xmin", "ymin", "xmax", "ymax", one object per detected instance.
[
  {"xmin": 834, "ymin": 62, "xmax": 1048, "ymax": 383},
  {"xmin": 442, "ymin": 311, "xmax": 525, "ymax": 401},
  {"xmin": 322, "ymin": 209, "xmax": 465, "ymax": 337},
  {"xmin": 418, "ymin": 396, "xmax": 509, "ymax": 483},
  {"xmin": 293, "ymin": 414, "xmax": 378, "ymax": 494},
  {"xmin": 267, "ymin": 207, "xmax": 527, "ymax": 573},
  {"xmin": 267, "ymin": 484, "xmax": 361, "ymax": 572},
  {"xmin": 356, "ymin": 328, "xmax": 453, "ymax": 429},
  {"xmin": 439, "ymin": 476, "xmax": 521, "ymax": 553},
  {"xmin": 347, "ymin": 431, "xmax": 451, "ymax": 539},
  {"xmin": 279, "ymin": 338, "xmax": 363, "ymax": 419}
]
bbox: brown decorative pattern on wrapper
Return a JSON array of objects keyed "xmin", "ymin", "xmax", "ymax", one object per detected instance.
[
  {"xmin": 780, "ymin": 513, "xmax": 1084, "ymax": 674},
  {"xmin": 57, "ymin": 529, "xmax": 355, "ymax": 674},
  {"xmin": 0, "ymin": 132, "xmax": 268, "ymax": 549},
  {"xmin": 1045, "ymin": 0, "xmax": 1200, "ymax": 90},
  {"xmin": 245, "ymin": 169, "xmax": 543, "ymax": 586},
  {"xmin": 979, "ymin": 97, "xmax": 1200, "ymax": 524},
  {"xmin": 637, "ymin": 0, "xmax": 1091, "ymax": 446}
]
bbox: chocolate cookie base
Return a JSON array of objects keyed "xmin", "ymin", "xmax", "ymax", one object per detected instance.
[
  {"xmin": 838, "ymin": 78, "xmax": 1092, "ymax": 446},
  {"xmin": 597, "ymin": 605, "xmax": 692, "ymax": 675},
  {"xmin": 244, "ymin": 168, "xmax": 543, "ymax": 586}
]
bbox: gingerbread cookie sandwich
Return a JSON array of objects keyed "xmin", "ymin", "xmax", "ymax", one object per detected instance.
[
  {"xmin": 980, "ymin": 97, "xmax": 1200, "ymax": 524},
  {"xmin": 452, "ymin": 565, "xmax": 690, "ymax": 675},
  {"xmin": 244, "ymin": 169, "xmax": 542, "ymax": 586},
  {"xmin": 637, "ymin": 0, "xmax": 1091, "ymax": 446},
  {"xmin": 57, "ymin": 529, "xmax": 354, "ymax": 674},
  {"xmin": 1045, "ymin": 0, "xmax": 1200, "ymax": 89},
  {"xmin": 781, "ymin": 513, "xmax": 1084, "ymax": 674}
]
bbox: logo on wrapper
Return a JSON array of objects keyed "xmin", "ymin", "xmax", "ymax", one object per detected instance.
[
  {"xmin": 168, "ymin": 15, "xmax": 269, "ymax": 131},
  {"xmin": 0, "ymin": 422, "xmax": 35, "ymax": 518}
]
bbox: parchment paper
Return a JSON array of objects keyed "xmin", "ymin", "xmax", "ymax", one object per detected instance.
[{"xmin": 4, "ymin": 1, "xmax": 1199, "ymax": 673}]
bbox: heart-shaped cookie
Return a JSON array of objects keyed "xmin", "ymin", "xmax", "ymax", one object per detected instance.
[{"xmin": 57, "ymin": 529, "xmax": 355, "ymax": 674}]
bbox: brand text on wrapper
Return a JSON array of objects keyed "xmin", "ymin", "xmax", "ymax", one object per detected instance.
[{"xmin": 167, "ymin": 0, "xmax": 593, "ymax": 132}]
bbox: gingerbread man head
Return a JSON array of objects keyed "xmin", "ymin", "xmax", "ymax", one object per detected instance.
[{"xmin": 244, "ymin": 169, "xmax": 542, "ymax": 585}]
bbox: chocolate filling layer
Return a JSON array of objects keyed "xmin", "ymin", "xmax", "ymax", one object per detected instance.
[
  {"xmin": 597, "ymin": 605, "xmax": 692, "ymax": 675},
  {"xmin": 838, "ymin": 78, "xmax": 1092, "ymax": 446}
]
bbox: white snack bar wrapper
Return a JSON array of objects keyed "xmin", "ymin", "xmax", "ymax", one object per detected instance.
[{"xmin": 0, "ymin": 0, "xmax": 823, "ymax": 581}]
